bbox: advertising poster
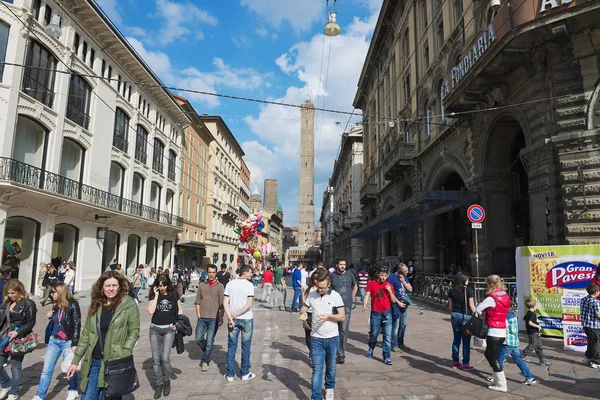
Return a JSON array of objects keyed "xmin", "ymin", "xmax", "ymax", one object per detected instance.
[{"xmin": 516, "ymin": 245, "xmax": 599, "ymax": 340}]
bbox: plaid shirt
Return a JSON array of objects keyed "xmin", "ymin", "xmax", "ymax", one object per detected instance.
[
  {"xmin": 504, "ymin": 310, "xmax": 519, "ymax": 347},
  {"xmin": 581, "ymin": 295, "xmax": 600, "ymax": 329}
]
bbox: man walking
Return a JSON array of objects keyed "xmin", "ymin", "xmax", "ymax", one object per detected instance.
[
  {"xmin": 387, "ymin": 263, "xmax": 413, "ymax": 352},
  {"xmin": 273, "ymin": 263, "xmax": 286, "ymax": 311},
  {"xmin": 300, "ymin": 269, "xmax": 345, "ymax": 400},
  {"xmin": 217, "ymin": 263, "xmax": 231, "ymax": 287},
  {"xmin": 223, "ymin": 265, "xmax": 256, "ymax": 381},
  {"xmin": 363, "ymin": 267, "xmax": 405, "ymax": 365},
  {"xmin": 357, "ymin": 266, "xmax": 369, "ymax": 302},
  {"xmin": 291, "ymin": 264, "xmax": 304, "ymax": 312},
  {"xmin": 261, "ymin": 265, "xmax": 274, "ymax": 306},
  {"xmin": 329, "ymin": 258, "xmax": 357, "ymax": 364},
  {"xmin": 195, "ymin": 264, "xmax": 224, "ymax": 371}
]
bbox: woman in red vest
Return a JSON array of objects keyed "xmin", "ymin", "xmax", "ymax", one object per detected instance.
[
  {"xmin": 593, "ymin": 268, "xmax": 600, "ymax": 299},
  {"xmin": 475, "ymin": 275, "xmax": 511, "ymax": 392}
]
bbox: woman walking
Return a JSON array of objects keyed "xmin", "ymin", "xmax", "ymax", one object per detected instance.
[
  {"xmin": 131, "ymin": 266, "xmax": 143, "ymax": 303},
  {"xmin": 475, "ymin": 275, "xmax": 511, "ymax": 392},
  {"xmin": 0, "ymin": 279, "xmax": 37, "ymax": 400},
  {"xmin": 67, "ymin": 271, "xmax": 140, "ymax": 400},
  {"xmin": 148, "ymin": 274, "xmax": 182, "ymax": 399},
  {"xmin": 33, "ymin": 283, "xmax": 81, "ymax": 400},
  {"xmin": 447, "ymin": 273, "xmax": 476, "ymax": 370},
  {"xmin": 63, "ymin": 262, "xmax": 76, "ymax": 294},
  {"xmin": 37, "ymin": 263, "xmax": 47, "ymax": 298},
  {"xmin": 41, "ymin": 265, "xmax": 58, "ymax": 306}
]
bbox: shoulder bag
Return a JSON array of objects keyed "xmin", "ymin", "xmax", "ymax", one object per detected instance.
[
  {"xmin": 463, "ymin": 291, "xmax": 488, "ymax": 339},
  {"xmin": 96, "ymin": 314, "xmax": 139, "ymax": 397},
  {"xmin": 4, "ymin": 303, "xmax": 38, "ymax": 354}
]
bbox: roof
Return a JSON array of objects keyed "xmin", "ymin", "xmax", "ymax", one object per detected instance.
[
  {"xmin": 277, "ymin": 201, "xmax": 283, "ymax": 212},
  {"xmin": 252, "ymin": 183, "xmax": 260, "ymax": 196},
  {"xmin": 197, "ymin": 115, "xmax": 245, "ymax": 157}
]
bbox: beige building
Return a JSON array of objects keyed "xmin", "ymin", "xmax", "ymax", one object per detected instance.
[
  {"xmin": 352, "ymin": 0, "xmax": 600, "ymax": 276},
  {"xmin": 201, "ymin": 116, "xmax": 244, "ymax": 268}
]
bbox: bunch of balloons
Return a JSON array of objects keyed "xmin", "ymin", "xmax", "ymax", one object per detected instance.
[{"xmin": 234, "ymin": 213, "xmax": 274, "ymax": 262}]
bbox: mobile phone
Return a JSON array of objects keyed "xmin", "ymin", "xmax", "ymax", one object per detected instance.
[{"xmin": 57, "ymin": 331, "xmax": 67, "ymax": 340}]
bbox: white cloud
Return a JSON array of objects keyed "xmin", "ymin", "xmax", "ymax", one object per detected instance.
[
  {"xmin": 126, "ymin": 37, "xmax": 173, "ymax": 79},
  {"xmin": 95, "ymin": 0, "xmax": 122, "ymax": 25},
  {"xmin": 154, "ymin": 0, "xmax": 218, "ymax": 46},
  {"xmin": 256, "ymin": 26, "xmax": 269, "ymax": 39},
  {"xmin": 232, "ymin": 36, "xmax": 252, "ymax": 48},
  {"xmin": 240, "ymin": 0, "xmax": 324, "ymax": 32},
  {"xmin": 243, "ymin": 3, "xmax": 382, "ymax": 226}
]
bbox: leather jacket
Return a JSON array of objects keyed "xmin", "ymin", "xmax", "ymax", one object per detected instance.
[
  {"xmin": 42, "ymin": 270, "xmax": 58, "ymax": 287},
  {"xmin": 53, "ymin": 300, "xmax": 82, "ymax": 346},
  {"xmin": 0, "ymin": 298, "xmax": 37, "ymax": 338}
]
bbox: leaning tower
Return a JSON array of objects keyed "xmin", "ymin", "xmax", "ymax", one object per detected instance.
[{"xmin": 298, "ymin": 99, "xmax": 315, "ymax": 246}]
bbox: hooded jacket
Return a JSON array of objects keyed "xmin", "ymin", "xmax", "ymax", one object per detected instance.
[{"xmin": 485, "ymin": 289, "xmax": 511, "ymax": 329}]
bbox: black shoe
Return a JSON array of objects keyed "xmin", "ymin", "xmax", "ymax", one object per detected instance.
[
  {"xmin": 336, "ymin": 356, "xmax": 345, "ymax": 364},
  {"xmin": 154, "ymin": 386, "xmax": 162, "ymax": 399},
  {"xmin": 163, "ymin": 380, "xmax": 171, "ymax": 396}
]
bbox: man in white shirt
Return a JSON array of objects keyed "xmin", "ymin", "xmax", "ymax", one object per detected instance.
[
  {"xmin": 300, "ymin": 269, "xmax": 345, "ymax": 400},
  {"xmin": 223, "ymin": 265, "xmax": 256, "ymax": 382},
  {"xmin": 63, "ymin": 262, "xmax": 75, "ymax": 294}
]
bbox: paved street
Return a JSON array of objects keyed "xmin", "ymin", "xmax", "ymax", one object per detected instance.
[{"xmin": 15, "ymin": 287, "xmax": 599, "ymax": 400}]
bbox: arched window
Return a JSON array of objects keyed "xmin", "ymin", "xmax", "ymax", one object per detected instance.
[
  {"xmin": 13, "ymin": 115, "xmax": 47, "ymax": 168},
  {"xmin": 153, "ymin": 138, "xmax": 164, "ymax": 174},
  {"xmin": 0, "ymin": 21, "xmax": 9, "ymax": 81},
  {"xmin": 132, "ymin": 173, "xmax": 144, "ymax": 204},
  {"xmin": 59, "ymin": 138, "xmax": 85, "ymax": 183},
  {"xmin": 108, "ymin": 161, "xmax": 124, "ymax": 197},
  {"xmin": 135, "ymin": 125, "xmax": 148, "ymax": 164},
  {"xmin": 168, "ymin": 150, "xmax": 176, "ymax": 181},
  {"xmin": 423, "ymin": 98, "xmax": 432, "ymax": 136},
  {"xmin": 67, "ymin": 75, "xmax": 92, "ymax": 129},
  {"xmin": 150, "ymin": 182, "xmax": 161, "ymax": 212},
  {"xmin": 113, "ymin": 108, "xmax": 130, "ymax": 153},
  {"xmin": 402, "ymin": 28, "xmax": 410, "ymax": 61},
  {"xmin": 438, "ymin": 80, "xmax": 446, "ymax": 122},
  {"xmin": 23, "ymin": 39, "xmax": 57, "ymax": 107}
]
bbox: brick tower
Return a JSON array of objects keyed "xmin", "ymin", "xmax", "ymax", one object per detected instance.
[
  {"xmin": 263, "ymin": 179, "xmax": 278, "ymax": 213},
  {"xmin": 298, "ymin": 99, "xmax": 315, "ymax": 246}
]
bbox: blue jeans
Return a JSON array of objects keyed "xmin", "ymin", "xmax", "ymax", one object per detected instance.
[
  {"xmin": 291, "ymin": 288, "xmax": 303, "ymax": 311},
  {"xmin": 499, "ymin": 345, "xmax": 533, "ymax": 379},
  {"xmin": 310, "ymin": 336, "xmax": 339, "ymax": 400},
  {"xmin": 450, "ymin": 312, "xmax": 472, "ymax": 365},
  {"xmin": 81, "ymin": 359, "xmax": 121, "ymax": 400},
  {"xmin": 0, "ymin": 353, "xmax": 24, "ymax": 395},
  {"xmin": 391, "ymin": 308, "xmax": 409, "ymax": 348},
  {"xmin": 196, "ymin": 318, "xmax": 218, "ymax": 364},
  {"xmin": 133, "ymin": 287, "xmax": 141, "ymax": 301},
  {"xmin": 226, "ymin": 318, "xmax": 254, "ymax": 378},
  {"xmin": 358, "ymin": 288, "xmax": 366, "ymax": 302},
  {"xmin": 368, "ymin": 310, "xmax": 392, "ymax": 358},
  {"xmin": 36, "ymin": 337, "xmax": 78, "ymax": 398}
]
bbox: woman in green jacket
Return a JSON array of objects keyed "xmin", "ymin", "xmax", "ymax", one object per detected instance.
[{"xmin": 67, "ymin": 271, "xmax": 140, "ymax": 400}]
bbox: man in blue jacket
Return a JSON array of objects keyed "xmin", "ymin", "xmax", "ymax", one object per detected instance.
[{"xmin": 291, "ymin": 264, "xmax": 304, "ymax": 312}]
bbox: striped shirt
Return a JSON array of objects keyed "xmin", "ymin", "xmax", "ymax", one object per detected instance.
[
  {"xmin": 358, "ymin": 270, "xmax": 369, "ymax": 289},
  {"xmin": 504, "ymin": 310, "xmax": 519, "ymax": 347}
]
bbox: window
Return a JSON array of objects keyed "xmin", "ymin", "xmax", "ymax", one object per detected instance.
[
  {"xmin": 196, "ymin": 171, "xmax": 201, "ymax": 195},
  {"xmin": 201, "ymin": 202, "xmax": 205, "ymax": 225},
  {"xmin": 187, "ymin": 165, "xmax": 192, "ymax": 188},
  {"xmin": 0, "ymin": 22, "xmax": 8, "ymax": 81},
  {"xmin": 153, "ymin": 138, "xmax": 164, "ymax": 174},
  {"xmin": 178, "ymin": 191, "xmax": 183, "ymax": 217},
  {"xmin": 453, "ymin": 0, "xmax": 463, "ymax": 23},
  {"xmin": 101, "ymin": 60, "xmax": 106, "ymax": 77},
  {"xmin": 438, "ymin": 80, "xmax": 446, "ymax": 122},
  {"xmin": 44, "ymin": 5, "xmax": 52, "ymax": 26},
  {"xmin": 437, "ymin": 20, "xmax": 444, "ymax": 52},
  {"xmin": 59, "ymin": 138, "xmax": 84, "ymax": 182},
  {"xmin": 202, "ymin": 175, "xmax": 207, "ymax": 197},
  {"xmin": 82, "ymin": 41, "xmax": 88, "ymax": 63},
  {"xmin": 179, "ymin": 159, "xmax": 184, "ymax": 184},
  {"xmin": 196, "ymin": 200, "xmax": 200, "ymax": 224},
  {"xmin": 166, "ymin": 190, "xmax": 174, "ymax": 214},
  {"xmin": 403, "ymin": 72, "xmax": 411, "ymax": 104},
  {"xmin": 132, "ymin": 173, "xmax": 144, "ymax": 204},
  {"xmin": 117, "ymin": 75, "xmax": 122, "ymax": 94},
  {"xmin": 425, "ymin": 100, "xmax": 432, "ymax": 136},
  {"xmin": 113, "ymin": 108, "xmax": 130, "ymax": 153},
  {"xmin": 108, "ymin": 162, "xmax": 124, "ymax": 197},
  {"xmin": 168, "ymin": 150, "xmax": 176, "ymax": 181},
  {"xmin": 73, "ymin": 33, "xmax": 80, "ymax": 55},
  {"xmin": 23, "ymin": 40, "xmax": 57, "ymax": 107},
  {"xmin": 150, "ymin": 182, "xmax": 161, "ymax": 211},
  {"xmin": 107, "ymin": 65, "xmax": 112, "ymax": 82},
  {"xmin": 66, "ymin": 75, "xmax": 92, "ymax": 129},
  {"xmin": 135, "ymin": 125, "xmax": 148, "ymax": 164},
  {"xmin": 12, "ymin": 115, "xmax": 47, "ymax": 168},
  {"xmin": 189, "ymin": 136, "xmax": 194, "ymax": 160},
  {"xmin": 32, "ymin": 0, "xmax": 41, "ymax": 20},
  {"xmin": 186, "ymin": 195, "xmax": 191, "ymax": 221},
  {"xmin": 127, "ymin": 85, "xmax": 132, "ymax": 102},
  {"xmin": 402, "ymin": 28, "xmax": 409, "ymax": 62},
  {"xmin": 422, "ymin": 0, "xmax": 428, "ymax": 28},
  {"xmin": 89, "ymin": 49, "xmax": 95, "ymax": 69},
  {"xmin": 423, "ymin": 41, "xmax": 429, "ymax": 71}
]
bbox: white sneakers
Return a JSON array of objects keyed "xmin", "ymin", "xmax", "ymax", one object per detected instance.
[
  {"xmin": 6, "ymin": 395, "xmax": 18, "ymax": 400},
  {"xmin": 325, "ymin": 388, "xmax": 334, "ymax": 400},
  {"xmin": 66, "ymin": 390, "xmax": 80, "ymax": 400},
  {"xmin": 241, "ymin": 372, "xmax": 256, "ymax": 381},
  {"xmin": 0, "ymin": 387, "xmax": 9, "ymax": 400}
]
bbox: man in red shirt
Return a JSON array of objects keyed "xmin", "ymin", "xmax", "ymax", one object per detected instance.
[
  {"xmin": 260, "ymin": 265, "xmax": 274, "ymax": 306},
  {"xmin": 362, "ymin": 267, "xmax": 405, "ymax": 365}
]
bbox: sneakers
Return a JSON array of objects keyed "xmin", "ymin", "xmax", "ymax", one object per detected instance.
[
  {"xmin": 201, "ymin": 362, "xmax": 209, "ymax": 372},
  {"xmin": 325, "ymin": 388, "xmax": 334, "ymax": 400},
  {"xmin": 224, "ymin": 374, "xmax": 234, "ymax": 382},
  {"xmin": 336, "ymin": 356, "xmax": 345, "ymax": 364},
  {"xmin": 242, "ymin": 372, "xmax": 256, "ymax": 381},
  {"xmin": 66, "ymin": 391, "xmax": 80, "ymax": 400},
  {"xmin": 391, "ymin": 347, "xmax": 402, "ymax": 353},
  {"xmin": 366, "ymin": 348, "xmax": 374, "ymax": 358},
  {"xmin": 459, "ymin": 365, "xmax": 474, "ymax": 371},
  {"xmin": 452, "ymin": 363, "xmax": 462, "ymax": 369},
  {"xmin": 0, "ymin": 387, "xmax": 9, "ymax": 400},
  {"xmin": 32, "ymin": 397, "xmax": 43, "ymax": 400},
  {"xmin": 384, "ymin": 357, "xmax": 393, "ymax": 365},
  {"xmin": 6, "ymin": 395, "xmax": 18, "ymax": 400},
  {"xmin": 523, "ymin": 377, "xmax": 537, "ymax": 385},
  {"xmin": 590, "ymin": 362, "xmax": 600, "ymax": 369}
]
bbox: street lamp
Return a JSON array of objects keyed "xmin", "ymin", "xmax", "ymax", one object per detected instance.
[
  {"xmin": 324, "ymin": 11, "xmax": 340, "ymax": 37},
  {"xmin": 45, "ymin": 13, "xmax": 62, "ymax": 38}
]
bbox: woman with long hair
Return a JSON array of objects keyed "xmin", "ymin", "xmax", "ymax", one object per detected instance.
[
  {"xmin": 67, "ymin": 271, "xmax": 140, "ymax": 400},
  {"xmin": 147, "ymin": 273, "xmax": 182, "ymax": 399},
  {"xmin": 37, "ymin": 262, "xmax": 47, "ymax": 298},
  {"xmin": 64, "ymin": 262, "xmax": 76, "ymax": 295},
  {"xmin": 33, "ymin": 283, "xmax": 81, "ymax": 400},
  {"xmin": 447, "ymin": 272, "xmax": 476, "ymax": 370},
  {"xmin": 0, "ymin": 279, "xmax": 37, "ymax": 400},
  {"xmin": 475, "ymin": 275, "xmax": 511, "ymax": 392},
  {"xmin": 41, "ymin": 265, "xmax": 58, "ymax": 306}
]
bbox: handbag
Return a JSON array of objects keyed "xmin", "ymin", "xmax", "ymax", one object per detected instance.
[
  {"xmin": 464, "ymin": 314, "xmax": 488, "ymax": 339},
  {"xmin": 96, "ymin": 313, "xmax": 140, "ymax": 397},
  {"xmin": 4, "ymin": 303, "xmax": 38, "ymax": 354}
]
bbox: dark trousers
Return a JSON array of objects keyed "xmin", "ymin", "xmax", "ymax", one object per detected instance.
[
  {"xmin": 484, "ymin": 336, "xmax": 505, "ymax": 372},
  {"xmin": 522, "ymin": 332, "xmax": 546, "ymax": 361},
  {"xmin": 584, "ymin": 327, "xmax": 600, "ymax": 362}
]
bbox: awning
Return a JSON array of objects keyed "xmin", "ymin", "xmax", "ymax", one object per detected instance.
[
  {"xmin": 175, "ymin": 240, "xmax": 207, "ymax": 249},
  {"xmin": 352, "ymin": 190, "xmax": 478, "ymax": 240}
]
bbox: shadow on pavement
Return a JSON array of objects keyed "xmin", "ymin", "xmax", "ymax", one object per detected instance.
[{"xmin": 261, "ymin": 363, "xmax": 310, "ymax": 399}]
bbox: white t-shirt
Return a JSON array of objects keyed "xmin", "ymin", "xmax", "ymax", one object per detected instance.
[
  {"xmin": 64, "ymin": 270, "xmax": 75, "ymax": 286},
  {"xmin": 300, "ymin": 269, "xmax": 308, "ymax": 287},
  {"xmin": 224, "ymin": 277, "xmax": 255, "ymax": 320},
  {"xmin": 304, "ymin": 289, "xmax": 344, "ymax": 339}
]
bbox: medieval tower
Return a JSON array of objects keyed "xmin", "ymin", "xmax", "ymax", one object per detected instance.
[
  {"xmin": 298, "ymin": 99, "xmax": 315, "ymax": 246},
  {"xmin": 263, "ymin": 179, "xmax": 278, "ymax": 213}
]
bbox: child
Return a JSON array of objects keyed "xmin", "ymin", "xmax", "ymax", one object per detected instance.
[
  {"xmin": 498, "ymin": 309, "xmax": 537, "ymax": 384},
  {"xmin": 580, "ymin": 283, "xmax": 600, "ymax": 368},
  {"xmin": 522, "ymin": 298, "xmax": 551, "ymax": 366}
]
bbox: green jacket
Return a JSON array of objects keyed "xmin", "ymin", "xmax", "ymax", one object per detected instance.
[{"xmin": 73, "ymin": 296, "xmax": 140, "ymax": 393}]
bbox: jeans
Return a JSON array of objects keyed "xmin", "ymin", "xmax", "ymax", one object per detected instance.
[
  {"xmin": 81, "ymin": 359, "xmax": 121, "ymax": 400},
  {"xmin": 0, "ymin": 353, "xmax": 24, "ymax": 396},
  {"xmin": 292, "ymin": 288, "xmax": 303, "ymax": 311},
  {"xmin": 226, "ymin": 318, "xmax": 254, "ymax": 378},
  {"xmin": 196, "ymin": 318, "xmax": 218, "ymax": 364},
  {"xmin": 337, "ymin": 309, "xmax": 351, "ymax": 359},
  {"xmin": 499, "ymin": 345, "xmax": 533, "ymax": 379},
  {"xmin": 261, "ymin": 283, "xmax": 273, "ymax": 304},
  {"xmin": 368, "ymin": 310, "xmax": 392, "ymax": 358},
  {"xmin": 450, "ymin": 312, "xmax": 472, "ymax": 365},
  {"xmin": 133, "ymin": 287, "xmax": 141, "ymax": 301},
  {"xmin": 149, "ymin": 324, "xmax": 176, "ymax": 386},
  {"xmin": 485, "ymin": 336, "xmax": 505, "ymax": 372},
  {"xmin": 36, "ymin": 337, "xmax": 78, "ymax": 398},
  {"xmin": 392, "ymin": 309, "xmax": 409, "ymax": 348},
  {"xmin": 358, "ymin": 288, "xmax": 366, "ymax": 302},
  {"xmin": 310, "ymin": 336, "xmax": 339, "ymax": 400}
]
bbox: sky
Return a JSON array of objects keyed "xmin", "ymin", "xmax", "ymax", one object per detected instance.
[{"xmin": 95, "ymin": 0, "xmax": 382, "ymax": 227}]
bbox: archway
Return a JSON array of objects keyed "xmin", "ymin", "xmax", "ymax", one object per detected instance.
[
  {"xmin": 52, "ymin": 224, "xmax": 79, "ymax": 266},
  {"xmin": 483, "ymin": 115, "xmax": 529, "ymax": 275},
  {"xmin": 146, "ymin": 237, "xmax": 158, "ymax": 268},
  {"xmin": 381, "ymin": 199, "xmax": 397, "ymax": 259},
  {"xmin": 101, "ymin": 231, "xmax": 120, "ymax": 274},
  {"xmin": 2, "ymin": 216, "xmax": 40, "ymax": 291},
  {"xmin": 126, "ymin": 234, "xmax": 140, "ymax": 274}
]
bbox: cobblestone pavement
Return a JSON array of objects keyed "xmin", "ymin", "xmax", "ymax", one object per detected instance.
[{"xmin": 16, "ymin": 287, "xmax": 599, "ymax": 399}]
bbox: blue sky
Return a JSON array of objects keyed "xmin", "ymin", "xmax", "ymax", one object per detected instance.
[{"xmin": 96, "ymin": 0, "xmax": 382, "ymax": 226}]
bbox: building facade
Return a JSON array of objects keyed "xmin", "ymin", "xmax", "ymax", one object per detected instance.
[
  {"xmin": 0, "ymin": 0, "xmax": 186, "ymax": 292},
  {"xmin": 352, "ymin": 0, "xmax": 600, "ymax": 276},
  {"xmin": 298, "ymin": 99, "xmax": 316, "ymax": 246},
  {"xmin": 263, "ymin": 179, "xmax": 278, "ymax": 214},
  {"xmin": 202, "ymin": 116, "xmax": 244, "ymax": 269},
  {"xmin": 238, "ymin": 160, "xmax": 251, "ymax": 264},
  {"xmin": 320, "ymin": 125, "xmax": 363, "ymax": 266},
  {"xmin": 173, "ymin": 95, "xmax": 213, "ymax": 268}
]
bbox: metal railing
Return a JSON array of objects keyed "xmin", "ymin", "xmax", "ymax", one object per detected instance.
[
  {"xmin": 135, "ymin": 149, "xmax": 147, "ymax": 165},
  {"xmin": 66, "ymin": 103, "xmax": 91, "ymax": 130},
  {"xmin": 167, "ymin": 162, "xmax": 176, "ymax": 182},
  {"xmin": 22, "ymin": 75, "xmax": 55, "ymax": 108},
  {"xmin": 0, "ymin": 157, "xmax": 183, "ymax": 228},
  {"xmin": 112, "ymin": 135, "xmax": 128, "ymax": 153},
  {"xmin": 152, "ymin": 158, "xmax": 163, "ymax": 175}
]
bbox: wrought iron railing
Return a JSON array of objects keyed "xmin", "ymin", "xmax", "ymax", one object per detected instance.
[
  {"xmin": 135, "ymin": 149, "xmax": 147, "ymax": 165},
  {"xmin": 167, "ymin": 162, "xmax": 176, "ymax": 182},
  {"xmin": 0, "ymin": 157, "xmax": 183, "ymax": 228},
  {"xmin": 112, "ymin": 135, "xmax": 128, "ymax": 153},
  {"xmin": 66, "ymin": 103, "xmax": 91, "ymax": 130},
  {"xmin": 152, "ymin": 158, "xmax": 163, "ymax": 175},
  {"xmin": 22, "ymin": 75, "xmax": 55, "ymax": 108}
]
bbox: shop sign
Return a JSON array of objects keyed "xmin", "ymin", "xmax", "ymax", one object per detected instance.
[
  {"xmin": 540, "ymin": 0, "xmax": 573, "ymax": 13},
  {"xmin": 546, "ymin": 262, "xmax": 596, "ymax": 289}
]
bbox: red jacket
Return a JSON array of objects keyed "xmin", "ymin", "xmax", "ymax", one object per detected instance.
[{"xmin": 485, "ymin": 289, "xmax": 511, "ymax": 329}]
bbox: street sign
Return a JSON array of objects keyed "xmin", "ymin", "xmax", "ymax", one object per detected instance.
[
  {"xmin": 467, "ymin": 204, "xmax": 485, "ymax": 223},
  {"xmin": 471, "ymin": 223, "xmax": 482, "ymax": 229}
]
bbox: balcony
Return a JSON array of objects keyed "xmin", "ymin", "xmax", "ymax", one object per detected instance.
[
  {"xmin": 135, "ymin": 149, "xmax": 147, "ymax": 165},
  {"xmin": 66, "ymin": 103, "xmax": 91, "ymax": 130},
  {"xmin": 0, "ymin": 157, "xmax": 183, "ymax": 228},
  {"xmin": 22, "ymin": 75, "xmax": 55, "ymax": 108},
  {"xmin": 224, "ymin": 203, "xmax": 238, "ymax": 219},
  {"xmin": 113, "ymin": 135, "xmax": 128, "ymax": 153},
  {"xmin": 152, "ymin": 158, "xmax": 164, "ymax": 175},
  {"xmin": 167, "ymin": 163, "xmax": 176, "ymax": 182},
  {"xmin": 344, "ymin": 214, "xmax": 363, "ymax": 227},
  {"xmin": 360, "ymin": 171, "xmax": 378, "ymax": 204},
  {"xmin": 381, "ymin": 132, "xmax": 416, "ymax": 180}
]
